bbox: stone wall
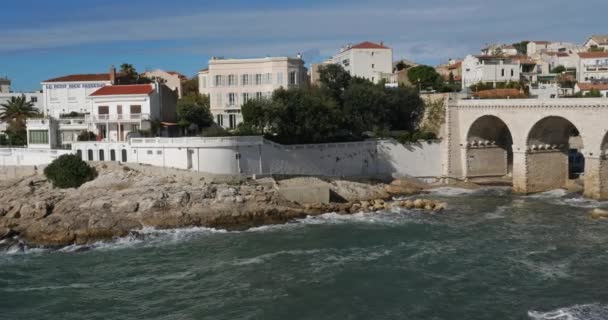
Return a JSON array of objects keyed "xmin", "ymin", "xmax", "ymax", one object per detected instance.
[
  {"xmin": 466, "ymin": 147, "xmax": 507, "ymax": 177},
  {"xmin": 525, "ymin": 151, "xmax": 567, "ymax": 193}
]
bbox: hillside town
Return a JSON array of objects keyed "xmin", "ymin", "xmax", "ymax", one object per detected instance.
[{"xmin": 1, "ymin": 35, "xmax": 607, "ymax": 149}]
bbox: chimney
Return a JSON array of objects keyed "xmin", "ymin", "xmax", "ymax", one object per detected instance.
[{"xmin": 109, "ymin": 65, "xmax": 116, "ymax": 85}]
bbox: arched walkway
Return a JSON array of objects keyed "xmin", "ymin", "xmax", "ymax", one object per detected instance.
[
  {"xmin": 464, "ymin": 115, "xmax": 513, "ymax": 178},
  {"xmin": 522, "ymin": 116, "xmax": 584, "ymax": 193}
]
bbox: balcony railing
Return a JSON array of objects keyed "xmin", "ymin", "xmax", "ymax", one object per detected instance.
[
  {"xmin": 57, "ymin": 118, "xmax": 87, "ymax": 127},
  {"xmin": 85, "ymin": 113, "xmax": 150, "ymax": 122}
]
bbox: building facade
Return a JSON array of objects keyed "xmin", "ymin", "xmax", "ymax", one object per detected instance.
[
  {"xmin": 461, "ymin": 55, "xmax": 523, "ymax": 89},
  {"xmin": 41, "ymin": 73, "xmax": 112, "ymax": 118},
  {"xmin": 584, "ymin": 35, "xmax": 608, "ymax": 52},
  {"xmin": 331, "ymin": 41, "xmax": 393, "ymax": 84},
  {"xmin": 198, "ymin": 56, "xmax": 307, "ymax": 129},
  {"xmin": 576, "ymin": 52, "xmax": 608, "ymax": 83},
  {"xmin": 26, "ymin": 83, "xmax": 177, "ymax": 148},
  {"xmin": 141, "ymin": 70, "xmax": 187, "ymax": 98},
  {"xmin": 0, "ymin": 76, "xmax": 10, "ymax": 93}
]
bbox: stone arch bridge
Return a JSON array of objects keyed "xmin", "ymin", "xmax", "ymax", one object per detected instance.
[{"xmin": 443, "ymin": 97, "xmax": 608, "ymax": 199}]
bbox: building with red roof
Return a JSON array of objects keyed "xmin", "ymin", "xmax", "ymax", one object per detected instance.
[
  {"xmin": 577, "ymin": 51, "xmax": 608, "ymax": 83},
  {"xmin": 331, "ymin": 41, "xmax": 393, "ymax": 84}
]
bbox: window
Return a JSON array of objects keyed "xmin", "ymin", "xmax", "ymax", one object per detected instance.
[
  {"xmin": 266, "ymin": 73, "xmax": 272, "ymax": 84},
  {"xmin": 255, "ymin": 74, "xmax": 262, "ymax": 85},
  {"xmin": 216, "ymin": 114, "xmax": 224, "ymax": 127},
  {"xmin": 277, "ymin": 72, "xmax": 283, "ymax": 85},
  {"xmin": 99, "ymin": 150, "xmax": 105, "ymax": 161},
  {"xmin": 88, "ymin": 150, "xmax": 94, "ymax": 161},
  {"xmin": 156, "ymin": 150, "xmax": 162, "ymax": 155},
  {"xmin": 76, "ymin": 149, "xmax": 82, "ymax": 159},
  {"xmin": 98, "ymin": 125, "xmax": 107, "ymax": 138},
  {"xmin": 229, "ymin": 114, "xmax": 237, "ymax": 129},
  {"xmin": 256, "ymin": 92, "xmax": 263, "ymax": 99},
  {"xmin": 29, "ymin": 130, "xmax": 48, "ymax": 144},
  {"xmin": 147, "ymin": 150, "xmax": 153, "ymax": 155},
  {"xmin": 511, "ymin": 69, "xmax": 514, "ymax": 77},
  {"xmin": 228, "ymin": 74, "xmax": 236, "ymax": 86},
  {"xmin": 228, "ymin": 93, "xmax": 236, "ymax": 106},
  {"xmin": 121, "ymin": 149, "xmax": 127, "ymax": 162},
  {"xmin": 110, "ymin": 150, "xmax": 116, "ymax": 161},
  {"xmin": 372, "ymin": 52, "xmax": 375, "ymax": 56},
  {"xmin": 131, "ymin": 124, "xmax": 140, "ymax": 132},
  {"xmin": 130, "ymin": 105, "xmax": 141, "ymax": 114},
  {"xmin": 98, "ymin": 106, "xmax": 109, "ymax": 114},
  {"xmin": 289, "ymin": 71, "xmax": 297, "ymax": 85},
  {"xmin": 30, "ymin": 96, "xmax": 38, "ymax": 103},
  {"xmin": 501, "ymin": 69, "xmax": 505, "ymax": 77},
  {"xmin": 242, "ymin": 74, "xmax": 249, "ymax": 86},
  {"xmin": 214, "ymin": 75, "xmax": 222, "ymax": 87},
  {"xmin": 372, "ymin": 64, "xmax": 375, "ymax": 69},
  {"xmin": 117, "ymin": 105, "xmax": 122, "ymax": 114},
  {"xmin": 242, "ymin": 93, "xmax": 250, "ymax": 103}
]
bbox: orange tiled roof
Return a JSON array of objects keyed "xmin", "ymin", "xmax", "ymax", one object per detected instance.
[
  {"xmin": 90, "ymin": 84, "xmax": 154, "ymax": 96},
  {"xmin": 350, "ymin": 41, "xmax": 390, "ymax": 49},
  {"xmin": 577, "ymin": 83, "xmax": 608, "ymax": 91},
  {"xmin": 578, "ymin": 52, "xmax": 608, "ymax": 59},
  {"xmin": 43, "ymin": 73, "xmax": 111, "ymax": 83},
  {"xmin": 473, "ymin": 88, "xmax": 525, "ymax": 99}
]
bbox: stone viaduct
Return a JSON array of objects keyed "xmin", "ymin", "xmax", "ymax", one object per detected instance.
[{"xmin": 443, "ymin": 97, "xmax": 608, "ymax": 199}]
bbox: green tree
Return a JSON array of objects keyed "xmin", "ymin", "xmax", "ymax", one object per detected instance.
[
  {"xmin": 182, "ymin": 77, "xmax": 199, "ymax": 96},
  {"xmin": 512, "ymin": 41, "xmax": 529, "ymax": 55},
  {"xmin": 341, "ymin": 80, "xmax": 387, "ymax": 135},
  {"xmin": 588, "ymin": 46, "xmax": 605, "ymax": 53},
  {"xmin": 318, "ymin": 64, "xmax": 352, "ymax": 102},
  {"xmin": 551, "ymin": 65, "xmax": 566, "ymax": 74},
  {"xmin": 384, "ymin": 85, "xmax": 424, "ymax": 131},
  {"xmin": 176, "ymin": 94, "xmax": 213, "ymax": 135},
  {"xmin": 44, "ymin": 154, "xmax": 97, "ymax": 189},
  {"xmin": 77, "ymin": 131, "xmax": 97, "ymax": 141},
  {"xmin": 117, "ymin": 63, "xmax": 152, "ymax": 84},
  {"xmin": 0, "ymin": 95, "xmax": 41, "ymax": 145},
  {"xmin": 407, "ymin": 65, "xmax": 441, "ymax": 89},
  {"xmin": 584, "ymin": 88, "xmax": 602, "ymax": 97},
  {"xmin": 0, "ymin": 95, "xmax": 40, "ymax": 126}
]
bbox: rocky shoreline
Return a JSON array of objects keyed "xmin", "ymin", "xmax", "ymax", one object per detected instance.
[{"xmin": 0, "ymin": 163, "xmax": 446, "ymax": 250}]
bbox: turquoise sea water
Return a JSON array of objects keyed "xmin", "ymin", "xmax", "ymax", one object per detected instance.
[{"xmin": 2, "ymin": 187, "xmax": 608, "ymax": 320}]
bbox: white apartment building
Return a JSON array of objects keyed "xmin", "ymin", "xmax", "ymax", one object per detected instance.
[
  {"xmin": 0, "ymin": 76, "xmax": 10, "ymax": 93},
  {"xmin": 480, "ymin": 44, "xmax": 518, "ymax": 56},
  {"xmin": 576, "ymin": 52, "xmax": 608, "ymax": 83},
  {"xmin": 41, "ymin": 73, "xmax": 112, "ymax": 118},
  {"xmin": 26, "ymin": 83, "xmax": 177, "ymax": 148},
  {"xmin": 584, "ymin": 35, "xmax": 608, "ymax": 52},
  {"xmin": 141, "ymin": 70, "xmax": 187, "ymax": 98},
  {"xmin": 461, "ymin": 55, "xmax": 524, "ymax": 89},
  {"xmin": 331, "ymin": 41, "xmax": 393, "ymax": 84},
  {"xmin": 198, "ymin": 56, "xmax": 307, "ymax": 129}
]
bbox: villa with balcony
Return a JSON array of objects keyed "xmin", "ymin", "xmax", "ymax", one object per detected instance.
[
  {"xmin": 577, "ymin": 52, "xmax": 608, "ymax": 83},
  {"xmin": 25, "ymin": 83, "xmax": 177, "ymax": 149}
]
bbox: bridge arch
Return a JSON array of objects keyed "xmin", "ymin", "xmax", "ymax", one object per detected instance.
[
  {"xmin": 464, "ymin": 115, "xmax": 513, "ymax": 178},
  {"xmin": 523, "ymin": 116, "xmax": 584, "ymax": 193}
]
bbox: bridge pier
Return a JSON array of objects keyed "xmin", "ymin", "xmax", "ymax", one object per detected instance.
[
  {"xmin": 513, "ymin": 150, "xmax": 568, "ymax": 194},
  {"xmin": 583, "ymin": 157, "xmax": 608, "ymax": 200}
]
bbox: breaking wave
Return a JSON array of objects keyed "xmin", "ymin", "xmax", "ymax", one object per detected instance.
[
  {"xmin": 528, "ymin": 303, "xmax": 608, "ymax": 320},
  {"xmin": 428, "ymin": 186, "xmax": 511, "ymax": 197}
]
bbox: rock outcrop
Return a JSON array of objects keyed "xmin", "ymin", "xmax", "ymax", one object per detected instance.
[{"xmin": 0, "ymin": 163, "xmax": 443, "ymax": 248}]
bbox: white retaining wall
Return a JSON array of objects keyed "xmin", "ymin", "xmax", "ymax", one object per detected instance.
[
  {"xmin": 0, "ymin": 148, "xmax": 73, "ymax": 166},
  {"xmin": 2, "ymin": 137, "xmax": 443, "ymax": 179}
]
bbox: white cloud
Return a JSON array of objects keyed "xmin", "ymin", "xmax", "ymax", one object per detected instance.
[{"xmin": 0, "ymin": 0, "xmax": 606, "ymax": 64}]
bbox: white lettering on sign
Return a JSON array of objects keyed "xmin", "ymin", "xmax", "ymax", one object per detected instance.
[{"xmin": 46, "ymin": 83, "xmax": 106, "ymax": 90}]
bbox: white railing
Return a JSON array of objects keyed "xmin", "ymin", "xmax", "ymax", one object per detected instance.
[
  {"xmin": 57, "ymin": 118, "xmax": 87, "ymax": 126},
  {"xmin": 129, "ymin": 136, "xmax": 264, "ymax": 147},
  {"xmin": 85, "ymin": 113, "xmax": 150, "ymax": 122},
  {"xmin": 25, "ymin": 118, "xmax": 52, "ymax": 126}
]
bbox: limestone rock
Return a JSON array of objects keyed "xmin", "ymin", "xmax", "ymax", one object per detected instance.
[{"xmin": 589, "ymin": 208, "xmax": 608, "ymax": 220}]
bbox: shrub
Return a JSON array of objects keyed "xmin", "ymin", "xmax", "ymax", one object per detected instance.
[
  {"xmin": 77, "ymin": 130, "xmax": 97, "ymax": 141},
  {"xmin": 44, "ymin": 154, "xmax": 97, "ymax": 188}
]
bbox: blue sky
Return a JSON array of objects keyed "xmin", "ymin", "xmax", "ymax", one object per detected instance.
[{"xmin": 1, "ymin": 0, "xmax": 606, "ymax": 91}]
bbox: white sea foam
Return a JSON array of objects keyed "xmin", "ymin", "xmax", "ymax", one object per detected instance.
[
  {"xmin": 528, "ymin": 303, "xmax": 608, "ymax": 320},
  {"xmin": 428, "ymin": 186, "xmax": 511, "ymax": 197},
  {"xmin": 528, "ymin": 189, "xmax": 569, "ymax": 199},
  {"xmin": 2, "ymin": 283, "xmax": 90, "ymax": 292}
]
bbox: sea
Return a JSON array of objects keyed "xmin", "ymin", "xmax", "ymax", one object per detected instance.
[{"xmin": 2, "ymin": 187, "xmax": 608, "ymax": 320}]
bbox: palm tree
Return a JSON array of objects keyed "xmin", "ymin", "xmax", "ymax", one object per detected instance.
[{"xmin": 0, "ymin": 95, "xmax": 41, "ymax": 129}]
